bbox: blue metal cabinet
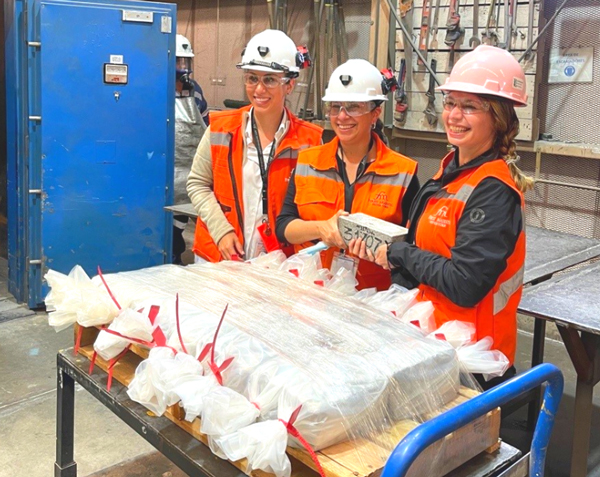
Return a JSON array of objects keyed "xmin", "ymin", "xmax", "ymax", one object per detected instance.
[{"xmin": 6, "ymin": 0, "xmax": 176, "ymax": 307}]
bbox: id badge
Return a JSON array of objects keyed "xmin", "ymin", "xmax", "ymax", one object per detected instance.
[
  {"xmin": 331, "ymin": 251, "xmax": 358, "ymax": 278},
  {"xmin": 257, "ymin": 217, "xmax": 280, "ymax": 253}
]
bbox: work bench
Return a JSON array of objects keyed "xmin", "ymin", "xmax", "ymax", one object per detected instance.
[
  {"xmin": 519, "ymin": 261, "xmax": 600, "ymax": 477},
  {"xmin": 55, "ymin": 349, "xmax": 522, "ymax": 477}
]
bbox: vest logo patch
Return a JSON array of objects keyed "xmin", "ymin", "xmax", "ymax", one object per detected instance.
[
  {"xmin": 429, "ymin": 205, "xmax": 451, "ymax": 227},
  {"xmin": 470, "ymin": 207, "xmax": 485, "ymax": 224},
  {"xmin": 369, "ymin": 191, "xmax": 392, "ymax": 209}
]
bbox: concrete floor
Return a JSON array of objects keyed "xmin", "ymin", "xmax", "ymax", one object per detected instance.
[{"xmin": 1, "ymin": 257, "xmax": 600, "ymax": 476}]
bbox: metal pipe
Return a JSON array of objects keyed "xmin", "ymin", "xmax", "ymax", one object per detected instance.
[
  {"xmin": 518, "ymin": 0, "xmax": 570, "ymax": 63},
  {"xmin": 534, "ymin": 179, "xmax": 600, "ymax": 193},
  {"xmin": 382, "ymin": 0, "xmax": 441, "ymax": 86}
]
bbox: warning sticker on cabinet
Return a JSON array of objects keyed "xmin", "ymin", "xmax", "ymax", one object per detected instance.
[{"xmin": 104, "ymin": 64, "xmax": 128, "ymax": 84}]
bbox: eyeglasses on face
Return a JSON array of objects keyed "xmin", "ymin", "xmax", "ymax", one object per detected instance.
[
  {"xmin": 243, "ymin": 73, "xmax": 290, "ymax": 89},
  {"xmin": 325, "ymin": 101, "xmax": 376, "ymax": 117},
  {"xmin": 442, "ymin": 96, "xmax": 490, "ymax": 115}
]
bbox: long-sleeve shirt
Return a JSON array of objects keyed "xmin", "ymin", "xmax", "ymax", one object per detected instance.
[{"xmin": 388, "ymin": 148, "xmax": 523, "ymax": 308}]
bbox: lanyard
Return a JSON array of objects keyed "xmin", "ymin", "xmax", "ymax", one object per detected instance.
[{"xmin": 250, "ymin": 110, "xmax": 279, "ymax": 215}]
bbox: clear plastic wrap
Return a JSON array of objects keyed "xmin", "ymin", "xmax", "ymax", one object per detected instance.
[{"xmin": 48, "ymin": 254, "xmax": 476, "ymax": 477}]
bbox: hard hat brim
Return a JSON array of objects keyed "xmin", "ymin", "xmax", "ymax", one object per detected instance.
[
  {"xmin": 436, "ymin": 82, "xmax": 528, "ymax": 107},
  {"xmin": 237, "ymin": 63, "xmax": 299, "ymax": 75},
  {"xmin": 321, "ymin": 93, "xmax": 388, "ymax": 102}
]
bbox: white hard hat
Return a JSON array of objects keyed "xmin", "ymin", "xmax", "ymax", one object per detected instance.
[
  {"xmin": 237, "ymin": 29, "xmax": 304, "ymax": 77},
  {"xmin": 176, "ymin": 34, "xmax": 194, "ymax": 58},
  {"xmin": 322, "ymin": 59, "xmax": 388, "ymax": 102}
]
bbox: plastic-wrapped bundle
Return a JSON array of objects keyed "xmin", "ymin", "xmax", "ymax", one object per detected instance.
[
  {"xmin": 45, "ymin": 265, "xmax": 119, "ymax": 331},
  {"xmin": 86, "ymin": 260, "xmax": 460, "ymax": 476},
  {"xmin": 43, "ymin": 255, "xmax": 464, "ymax": 476},
  {"xmin": 93, "ymin": 308, "xmax": 154, "ymax": 361}
]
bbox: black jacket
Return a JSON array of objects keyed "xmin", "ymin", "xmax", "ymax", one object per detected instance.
[{"xmin": 389, "ymin": 148, "xmax": 523, "ymax": 308}]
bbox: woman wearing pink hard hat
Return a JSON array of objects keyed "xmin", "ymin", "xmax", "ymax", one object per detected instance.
[{"xmin": 350, "ymin": 45, "xmax": 534, "ymax": 389}]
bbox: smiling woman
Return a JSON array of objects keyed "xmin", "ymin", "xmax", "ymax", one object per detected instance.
[
  {"xmin": 349, "ymin": 46, "xmax": 535, "ymax": 388},
  {"xmin": 275, "ymin": 59, "xmax": 420, "ymax": 290},
  {"xmin": 186, "ymin": 30, "xmax": 323, "ymax": 263}
]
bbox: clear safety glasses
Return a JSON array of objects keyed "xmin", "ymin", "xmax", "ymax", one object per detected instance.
[
  {"xmin": 243, "ymin": 73, "xmax": 290, "ymax": 89},
  {"xmin": 325, "ymin": 101, "xmax": 376, "ymax": 118},
  {"xmin": 442, "ymin": 96, "xmax": 490, "ymax": 115}
]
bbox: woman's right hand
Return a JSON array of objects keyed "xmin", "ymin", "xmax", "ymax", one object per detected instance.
[
  {"xmin": 317, "ymin": 210, "xmax": 348, "ymax": 249},
  {"xmin": 218, "ymin": 231, "xmax": 245, "ymax": 260}
]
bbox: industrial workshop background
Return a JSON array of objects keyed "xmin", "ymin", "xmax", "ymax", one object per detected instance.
[{"xmin": 0, "ymin": 0, "xmax": 599, "ymax": 256}]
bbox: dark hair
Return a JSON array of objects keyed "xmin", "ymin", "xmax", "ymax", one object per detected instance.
[{"xmin": 371, "ymin": 101, "xmax": 389, "ymax": 145}]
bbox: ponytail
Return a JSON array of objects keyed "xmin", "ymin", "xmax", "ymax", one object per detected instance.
[{"xmin": 487, "ymin": 97, "xmax": 535, "ymax": 192}]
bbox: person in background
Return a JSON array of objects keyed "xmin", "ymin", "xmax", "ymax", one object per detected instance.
[
  {"xmin": 276, "ymin": 59, "xmax": 419, "ymax": 290},
  {"xmin": 349, "ymin": 46, "xmax": 534, "ymax": 388},
  {"xmin": 187, "ymin": 29, "xmax": 322, "ymax": 262},
  {"xmin": 173, "ymin": 34, "xmax": 208, "ymax": 264},
  {"xmin": 176, "ymin": 34, "xmax": 210, "ymax": 126}
]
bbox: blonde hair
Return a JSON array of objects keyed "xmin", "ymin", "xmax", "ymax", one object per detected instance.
[{"xmin": 486, "ymin": 97, "xmax": 535, "ymax": 192}]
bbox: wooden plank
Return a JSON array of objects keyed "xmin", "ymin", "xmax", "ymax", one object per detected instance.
[
  {"xmin": 405, "ymin": 3, "xmax": 540, "ymax": 31},
  {"xmin": 393, "ymin": 111, "xmax": 534, "ymax": 141},
  {"xmin": 78, "ymin": 345, "xmax": 500, "ymax": 477},
  {"xmin": 401, "ymin": 90, "xmax": 534, "ymax": 120}
]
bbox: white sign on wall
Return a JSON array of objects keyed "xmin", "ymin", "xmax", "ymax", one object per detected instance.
[{"xmin": 548, "ymin": 47, "xmax": 594, "ymax": 84}]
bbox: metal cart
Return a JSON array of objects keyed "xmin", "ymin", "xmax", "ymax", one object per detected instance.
[{"xmin": 381, "ymin": 363, "xmax": 564, "ymax": 477}]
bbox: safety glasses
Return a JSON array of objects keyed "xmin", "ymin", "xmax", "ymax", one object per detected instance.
[
  {"xmin": 442, "ymin": 96, "xmax": 490, "ymax": 115},
  {"xmin": 243, "ymin": 73, "xmax": 290, "ymax": 89},
  {"xmin": 325, "ymin": 101, "xmax": 376, "ymax": 118}
]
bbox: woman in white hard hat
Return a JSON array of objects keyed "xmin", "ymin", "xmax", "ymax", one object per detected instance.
[
  {"xmin": 172, "ymin": 34, "xmax": 208, "ymax": 264},
  {"xmin": 276, "ymin": 59, "xmax": 419, "ymax": 291},
  {"xmin": 187, "ymin": 30, "xmax": 323, "ymax": 262},
  {"xmin": 350, "ymin": 46, "xmax": 534, "ymax": 386}
]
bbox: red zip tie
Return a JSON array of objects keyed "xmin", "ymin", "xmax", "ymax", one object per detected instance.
[
  {"xmin": 198, "ymin": 343, "xmax": 213, "ymax": 362},
  {"xmin": 279, "ymin": 405, "xmax": 325, "ymax": 477},
  {"xmin": 289, "ymin": 269, "xmax": 299, "ymax": 277},
  {"xmin": 147, "ymin": 305, "xmax": 160, "ymax": 325},
  {"xmin": 97, "ymin": 266, "xmax": 121, "ymax": 311},
  {"xmin": 101, "ymin": 328, "xmax": 155, "ymax": 348},
  {"xmin": 410, "ymin": 319, "xmax": 421, "ymax": 329},
  {"xmin": 175, "ymin": 294, "xmax": 188, "ymax": 354},
  {"xmin": 434, "ymin": 333, "xmax": 446, "ymax": 341},
  {"xmin": 251, "ymin": 402, "xmax": 261, "ymax": 411},
  {"xmin": 314, "ymin": 280, "xmax": 325, "ymax": 287},
  {"xmin": 89, "ymin": 350, "xmax": 98, "ymax": 374},
  {"xmin": 74, "ymin": 326, "xmax": 84, "ymax": 356},
  {"xmin": 207, "ymin": 304, "xmax": 235, "ymax": 385},
  {"xmin": 106, "ymin": 345, "xmax": 131, "ymax": 392}
]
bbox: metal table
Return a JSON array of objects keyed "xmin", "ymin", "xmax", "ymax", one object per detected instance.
[
  {"xmin": 55, "ymin": 349, "xmax": 521, "ymax": 477},
  {"xmin": 521, "ymin": 227, "xmax": 600, "ymax": 428},
  {"xmin": 519, "ymin": 261, "xmax": 600, "ymax": 477}
]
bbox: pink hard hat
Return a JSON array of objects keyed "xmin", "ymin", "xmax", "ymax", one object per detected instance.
[{"xmin": 436, "ymin": 45, "xmax": 527, "ymax": 107}]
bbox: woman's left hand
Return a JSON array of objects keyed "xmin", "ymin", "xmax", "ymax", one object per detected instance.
[{"xmin": 348, "ymin": 239, "xmax": 390, "ymax": 270}]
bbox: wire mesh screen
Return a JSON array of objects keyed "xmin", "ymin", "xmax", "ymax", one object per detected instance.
[{"xmin": 538, "ymin": 0, "xmax": 600, "ymax": 144}]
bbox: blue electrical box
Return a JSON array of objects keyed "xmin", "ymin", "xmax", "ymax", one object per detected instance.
[{"xmin": 6, "ymin": 0, "xmax": 176, "ymax": 307}]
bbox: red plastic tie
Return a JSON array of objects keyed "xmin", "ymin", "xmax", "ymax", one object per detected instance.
[
  {"xmin": 97, "ymin": 266, "xmax": 121, "ymax": 311},
  {"xmin": 289, "ymin": 269, "xmax": 299, "ymax": 277},
  {"xmin": 74, "ymin": 325, "xmax": 84, "ymax": 356},
  {"xmin": 147, "ymin": 305, "xmax": 160, "ymax": 325},
  {"xmin": 279, "ymin": 405, "xmax": 325, "ymax": 477},
  {"xmin": 175, "ymin": 294, "xmax": 188, "ymax": 354},
  {"xmin": 207, "ymin": 304, "xmax": 235, "ymax": 385},
  {"xmin": 198, "ymin": 343, "xmax": 213, "ymax": 363},
  {"xmin": 251, "ymin": 402, "xmax": 261, "ymax": 411},
  {"xmin": 106, "ymin": 345, "xmax": 131, "ymax": 392},
  {"xmin": 410, "ymin": 319, "xmax": 421, "ymax": 329},
  {"xmin": 314, "ymin": 280, "xmax": 325, "ymax": 287},
  {"xmin": 434, "ymin": 333, "xmax": 446, "ymax": 341},
  {"xmin": 89, "ymin": 350, "xmax": 98, "ymax": 374}
]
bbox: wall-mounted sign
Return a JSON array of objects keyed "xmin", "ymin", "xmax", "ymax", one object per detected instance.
[{"xmin": 548, "ymin": 47, "xmax": 594, "ymax": 84}]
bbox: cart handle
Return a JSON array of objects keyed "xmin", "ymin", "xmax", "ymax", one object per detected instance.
[{"xmin": 381, "ymin": 363, "xmax": 564, "ymax": 477}]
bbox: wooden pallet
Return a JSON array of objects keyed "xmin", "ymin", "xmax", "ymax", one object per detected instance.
[{"xmin": 76, "ymin": 325, "xmax": 500, "ymax": 477}]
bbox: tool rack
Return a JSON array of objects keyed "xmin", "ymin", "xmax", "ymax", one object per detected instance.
[{"xmin": 391, "ymin": 0, "xmax": 543, "ymax": 141}]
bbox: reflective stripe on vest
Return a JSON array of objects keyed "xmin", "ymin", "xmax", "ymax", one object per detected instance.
[
  {"xmin": 493, "ymin": 264, "xmax": 524, "ymax": 315},
  {"xmin": 210, "ymin": 131, "xmax": 230, "ymax": 147},
  {"xmin": 432, "ymin": 184, "xmax": 476, "ymax": 203},
  {"xmin": 356, "ymin": 172, "xmax": 413, "ymax": 188}
]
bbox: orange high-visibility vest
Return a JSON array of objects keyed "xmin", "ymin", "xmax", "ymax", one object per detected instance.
[
  {"xmin": 415, "ymin": 151, "xmax": 525, "ymax": 365},
  {"xmin": 293, "ymin": 134, "xmax": 418, "ymax": 290},
  {"xmin": 193, "ymin": 106, "xmax": 323, "ymax": 262}
]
